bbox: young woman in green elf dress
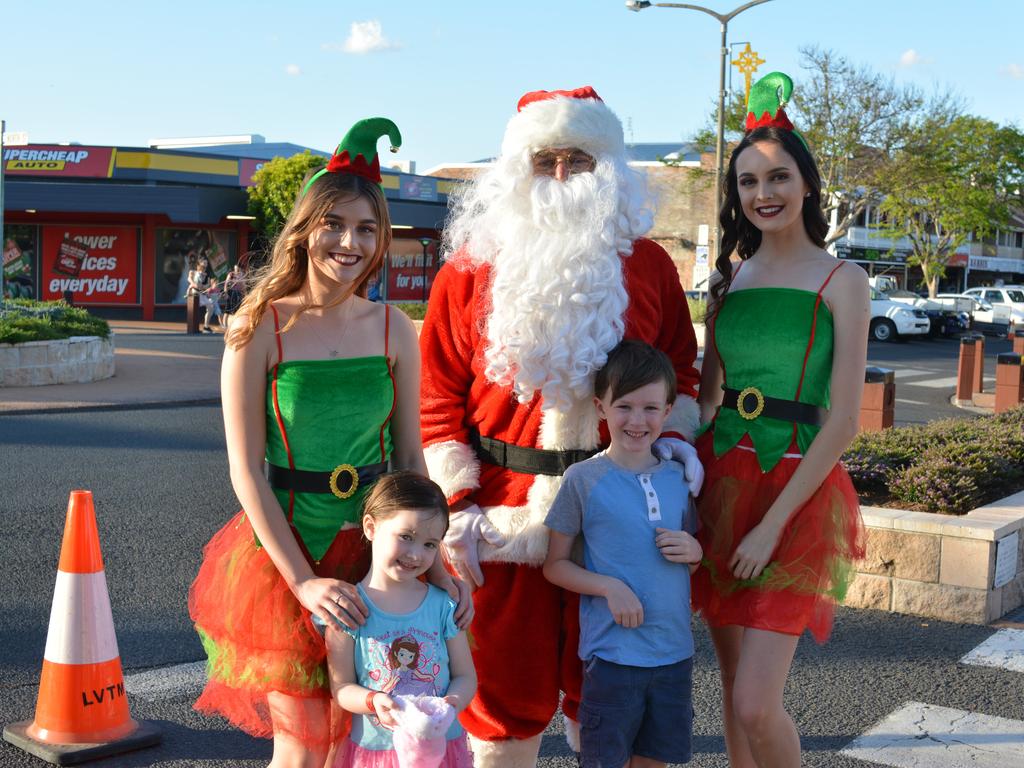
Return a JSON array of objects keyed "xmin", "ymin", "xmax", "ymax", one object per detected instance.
[
  {"xmin": 692, "ymin": 73, "xmax": 868, "ymax": 768},
  {"xmin": 189, "ymin": 119, "xmax": 470, "ymax": 768}
]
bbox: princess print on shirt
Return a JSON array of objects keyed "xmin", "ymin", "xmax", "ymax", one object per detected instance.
[{"xmin": 365, "ymin": 630, "xmax": 441, "ymax": 699}]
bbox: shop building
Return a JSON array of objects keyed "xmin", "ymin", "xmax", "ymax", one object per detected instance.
[
  {"xmin": 2, "ymin": 136, "xmax": 453, "ymax": 319},
  {"xmin": 830, "ymin": 204, "xmax": 1024, "ymax": 292}
]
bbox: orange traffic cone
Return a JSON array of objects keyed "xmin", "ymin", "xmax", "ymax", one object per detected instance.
[{"xmin": 3, "ymin": 491, "xmax": 160, "ymax": 764}]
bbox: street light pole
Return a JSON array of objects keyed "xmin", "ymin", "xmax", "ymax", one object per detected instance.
[{"xmin": 626, "ymin": 1, "xmax": 772, "ymax": 268}]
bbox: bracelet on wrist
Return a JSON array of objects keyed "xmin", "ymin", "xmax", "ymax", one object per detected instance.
[{"xmin": 365, "ymin": 690, "xmax": 377, "ymax": 715}]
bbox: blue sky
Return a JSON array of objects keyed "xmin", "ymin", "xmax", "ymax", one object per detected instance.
[{"xmin": 4, "ymin": 0, "xmax": 1022, "ymax": 172}]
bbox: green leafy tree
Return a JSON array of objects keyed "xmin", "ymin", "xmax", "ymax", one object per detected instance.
[
  {"xmin": 681, "ymin": 47, "xmax": 959, "ymax": 246},
  {"xmin": 246, "ymin": 151, "xmax": 328, "ymax": 239},
  {"xmin": 877, "ymin": 116, "xmax": 1024, "ymax": 297},
  {"xmin": 790, "ymin": 46, "xmax": 961, "ymax": 245}
]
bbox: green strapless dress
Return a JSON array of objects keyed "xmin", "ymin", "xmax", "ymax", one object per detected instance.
[
  {"xmin": 692, "ymin": 279, "xmax": 865, "ymax": 643},
  {"xmin": 189, "ymin": 305, "xmax": 396, "ymax": 742}
]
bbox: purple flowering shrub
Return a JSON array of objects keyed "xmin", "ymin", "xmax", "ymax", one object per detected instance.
[{"xmin": 842, "ymin": 406, "xmax": 1024, "ymax": 515}]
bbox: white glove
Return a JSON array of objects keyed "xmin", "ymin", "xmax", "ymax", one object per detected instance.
[
  {"xmin": 442, "ymin": 504, "xmax": 506, "ymax": 590},
  {"xmin": 652, "ymin": 437, "xmax": 704, "ymax": 496}
]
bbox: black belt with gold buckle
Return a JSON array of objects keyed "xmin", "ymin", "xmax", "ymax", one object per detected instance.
[
  {"xmin": 267, "ymin": 461, "xmax": 388, "ymax": 500},
  {"xmin": 722, "ymin": 386, "xmax": 827, "ymax": 427},
  {"xmin": 470, "ymin": 429, "xmax": 597, "ymax": 477}
]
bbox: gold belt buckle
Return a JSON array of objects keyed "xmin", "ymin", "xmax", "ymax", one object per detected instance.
[
  {"xmin": 736, "ymin": 386, "xmax": 765, "ymax": 421},
  {"xmin": 329, "ymin": 464, "xmax": 359, "ymax": 499}
]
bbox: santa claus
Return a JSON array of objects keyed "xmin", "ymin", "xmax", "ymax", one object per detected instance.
[{"xmin": 420, "ymin": 86, "xmax": 702, "ymax": 766}]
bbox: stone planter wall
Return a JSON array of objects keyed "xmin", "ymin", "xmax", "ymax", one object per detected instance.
[
  {"xmin": 846, "ymin": 491, "xmax": 1024, "ymax": 624},
  {"xmin": 0, "ymin": 336, "xmax": 115, "ymax": 387}
]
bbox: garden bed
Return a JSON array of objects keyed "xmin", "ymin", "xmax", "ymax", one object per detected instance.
[
  {"xmin": 0, "ymin": 300, "xmax": 114, "ymax": 387},
  {"xmin": 841, "ymin": 408, "xmax": 1024, "ymax": 623},
  {"xmin": 0, "ymin": 299, "xmax": 110, "ymax": 344},
  {"xmin": 842, "ymin": 407, "xmax": 1024, "ymax": 515}
]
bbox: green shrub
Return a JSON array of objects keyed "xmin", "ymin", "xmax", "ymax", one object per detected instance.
[
  {"xmin": 0, "ymin": 300, "xmax": 110, "ymax": 344},
  {"xmin": 842, "ymin": 405, "xmax": 1024, "ymax": 515},
  {"xmin": 393, "ymin": 302, "xmax": 427, "ymax": 321},
  {"xmin": 687, "ymin": 297, "xmax": 706, "ymax": 323}
]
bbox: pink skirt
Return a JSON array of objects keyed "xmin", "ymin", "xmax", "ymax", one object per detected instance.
[{"xmin": 335, "ymin": 736, "xmax": 473, "ymax": 768}]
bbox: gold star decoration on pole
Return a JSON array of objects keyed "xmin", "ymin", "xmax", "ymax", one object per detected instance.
[{"xmin": 732, "ymin": 43, "xmax": 766, "ymax": 104}]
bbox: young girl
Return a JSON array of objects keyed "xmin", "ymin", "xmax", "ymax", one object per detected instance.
[
  {"xmin": 189, "ymin": 118, "xmax": 468, "ymax": 768},
  {"xmin": 325, "ymin": 471, "xmax": 476, "ymax": 767},
  {"xmin": 691, "ymin": 73, "xmax": 868, "ymax": 768}
]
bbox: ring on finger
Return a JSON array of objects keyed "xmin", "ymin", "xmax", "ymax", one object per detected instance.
[{"xmin": 334, "ymin": 594, "xmax": 343, "ymax": 605}]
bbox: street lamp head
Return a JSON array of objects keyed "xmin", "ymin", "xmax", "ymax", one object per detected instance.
[{"xmin": 625, "ymin": 0, "xmax": 651, "ymax": 11}]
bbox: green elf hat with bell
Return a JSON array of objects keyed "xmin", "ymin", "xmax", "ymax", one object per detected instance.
[
  {"xmin": 302, "ymin": 117, "xmax": 402, "ymax": 196},
  {"xmin": 744, "ymin": 71, "xmax": 807, "ymax": 148}
]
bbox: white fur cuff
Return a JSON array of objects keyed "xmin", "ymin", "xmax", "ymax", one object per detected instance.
[
  {"xmin": 666, "ymin": 395, "xmax": 700, "ymax": 443},
  {"xmin": 424, "ymin": 440, "xmax": 480, "ymax": 500}
]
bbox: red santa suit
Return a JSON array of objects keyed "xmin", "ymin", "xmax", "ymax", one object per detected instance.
[{"xmin": 420, "ymin": 238, "xmax": 700, "ymax": 744}]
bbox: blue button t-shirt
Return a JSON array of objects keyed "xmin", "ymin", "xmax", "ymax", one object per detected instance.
[{"xmin": 545, "ymin": 452, "xmax": 695, "ymax": 666}]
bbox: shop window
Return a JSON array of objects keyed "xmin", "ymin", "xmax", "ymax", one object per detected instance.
[
  {"xmin": 384, "ymin": 238, "xmax": 439, "ymax": 303},
  {"xmin": 3, "ymin": 224, "xmax": 38, "ymax": 299},
  {"xmin": 156, "ymin": 229, "xmax": 237, "ymax": 304}
]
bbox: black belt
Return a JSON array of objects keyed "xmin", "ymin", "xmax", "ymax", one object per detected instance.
[
  {"xmin": 267, "ymin": 461, "xmax": 388, "ymax": 499},
  {"xmin": 722, "ymin": 387, "xmax": 827, "ymax": 427},
  {"xmin": 470, "ymin": 429, "xmax": 597, "ymax": 477}
]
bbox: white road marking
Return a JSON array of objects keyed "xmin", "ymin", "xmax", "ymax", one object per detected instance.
[
  {"xmin": 841, "ymin": 702, "xmax": 1024, "ymax": 767},
  {"xmin": 895, "ymin": 398, "xmax": 928, "ymax": 405},
  {"xmin": 892, "ymin": 369, "xmax": 935, "ymax": 379},
  {"xmin": 904, "ymin": 376, "xmax": 960, "ymax": 389},
  {"xmin": 961, "ymin": 628, "xmax": 1024, "ymax": 674},
  {"xmin": 124, "ymin": 661, "xmax": 207, "ymax": 701}
]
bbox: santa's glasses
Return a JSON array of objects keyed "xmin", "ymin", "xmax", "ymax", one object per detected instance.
[{"xmin": 531, "ymin": 149, "xmax": 596, "ymax": 177}]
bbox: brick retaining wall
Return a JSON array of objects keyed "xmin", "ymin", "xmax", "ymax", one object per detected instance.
[
  {"xmin": 0, "ymin": 336, "xmax": 115, "ymax": 387},
  {"xmin": 846, "ymin": 492, "xmax": 1024, "ymax": 624}
]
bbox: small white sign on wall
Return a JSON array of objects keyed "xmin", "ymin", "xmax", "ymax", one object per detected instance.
[{"xmin": 994, "ymin": 531, "xmax": 1019, "ymax": 589}]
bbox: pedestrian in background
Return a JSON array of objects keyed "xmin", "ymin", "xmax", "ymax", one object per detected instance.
[
  {"xmin": 224, "ymin": 262, "xmax": 247, "ymax": 315},
  {"xmin": 188, "ymin": 118, "xmax": 470, "ymax": 768},
  {"xmin": 692, "ymin": 72, "xmax": 868, "ymax": 768}
]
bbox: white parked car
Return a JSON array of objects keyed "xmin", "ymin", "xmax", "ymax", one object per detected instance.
[
  {"xmin": 963, "ymin": 286, "xmax": 1024, "ymax": 328},
  {"xmin": 869, "ymin": 287, "xmax": 930, "ymax": 342},
  {"xmin": 935, "ymin": 293, "xmax": 1011, "ymax": 336}
]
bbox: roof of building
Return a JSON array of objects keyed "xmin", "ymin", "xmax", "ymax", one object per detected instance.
[{"xmin": 163, "ymin": 142, "xmax": 330, "ymax": 161}]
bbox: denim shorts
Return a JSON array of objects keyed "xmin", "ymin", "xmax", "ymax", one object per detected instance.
[{"xmin": 578, "ymin": 656, "xmax": 694, "ymax": 767}]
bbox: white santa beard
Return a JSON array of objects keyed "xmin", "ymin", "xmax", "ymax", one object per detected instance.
[{"xmin": 482, "ymin": 165, "xmax": 630, "ymax": 411}]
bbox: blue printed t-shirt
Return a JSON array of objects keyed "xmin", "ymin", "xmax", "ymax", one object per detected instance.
[
  {"xmin": 544, "ymin": 452, "xmax": 695, "ymax": 667},
  {"xmin": 341, "ymin": 583, "xmax": 464, "ymax": 750}
]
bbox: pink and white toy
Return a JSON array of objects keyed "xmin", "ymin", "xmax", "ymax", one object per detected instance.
[{"xmin": 390, "ymin": 695, "xmax": 456, "ymax": 768}]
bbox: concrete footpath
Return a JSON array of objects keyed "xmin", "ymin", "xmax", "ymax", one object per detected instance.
[{"xmin": 0, "ymin": 321, "xmax": 224, "ymax": 414}]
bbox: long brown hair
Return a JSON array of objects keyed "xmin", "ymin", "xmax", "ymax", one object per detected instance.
[
  {"xmin": 710, "ymin": 126, "xmax": 828, "ymax": 313},
  {"xmin": 226, "ymin": 171, "xmax": 393, "ymax": 349}
]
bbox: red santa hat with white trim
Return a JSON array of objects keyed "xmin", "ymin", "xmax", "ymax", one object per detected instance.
[{"xmin": 500, "ymin": 86, "xmax": 626, "ymax": 159}]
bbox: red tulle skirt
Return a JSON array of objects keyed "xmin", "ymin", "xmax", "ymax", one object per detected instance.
[
  {"xmin": 188, "ymin": 510, "xmax": 371, "ymax": 742},
  {"xmin": 691, "ymin": 431, "xmax": 865, "ymax": 644}
]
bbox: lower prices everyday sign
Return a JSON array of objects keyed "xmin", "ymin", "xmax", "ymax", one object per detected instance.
[{"xmin": 41, "ymin": 226, "xmax": 139, "ymax": 304}]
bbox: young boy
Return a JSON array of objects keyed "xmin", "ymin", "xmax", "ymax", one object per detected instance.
[{"xmin": 543, "ymin": 339, "xmax": 701, "ymax": 768}]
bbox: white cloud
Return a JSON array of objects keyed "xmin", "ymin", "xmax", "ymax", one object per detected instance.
[
  {"xmin": 285, "ymin": 64, "xmax": 301, "ymax": 76},
  {"xmin": 1004, "ymin": 63, "xmax": 1024, "ymax": 79},
  {"xmin": 322, "ymin": 20, "xmax": 399, "ymax": 54},
  {"xmin": 898, "ymin": 49, "xmax": 923, "ymax": 68}
]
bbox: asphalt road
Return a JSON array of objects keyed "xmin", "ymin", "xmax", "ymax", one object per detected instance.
[
  {"xmin": 866, "ymin": 332, "xmax": 1012, "ymax": 425},
  {"xmin": 1, "ymin": 404, "xmax": 1021, "ymax": 767}
]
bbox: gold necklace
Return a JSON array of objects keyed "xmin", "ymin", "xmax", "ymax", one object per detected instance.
[{"xmin": 305, "ymin": 300, "xmax": 353, "ymax": 358}]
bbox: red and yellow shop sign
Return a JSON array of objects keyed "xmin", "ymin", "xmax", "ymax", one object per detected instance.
[
  {"xmin": 41, "ymin": 226, "xmax": 138, "ymax": 304},
  {"xmin": 3, "ymin": 146, "xmax": 115, "ymax": 177}
]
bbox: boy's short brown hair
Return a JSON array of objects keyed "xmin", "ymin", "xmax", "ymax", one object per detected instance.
[{"xmin": 594, "ymin": 339, "xmax": 677, "ymax": 405}]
